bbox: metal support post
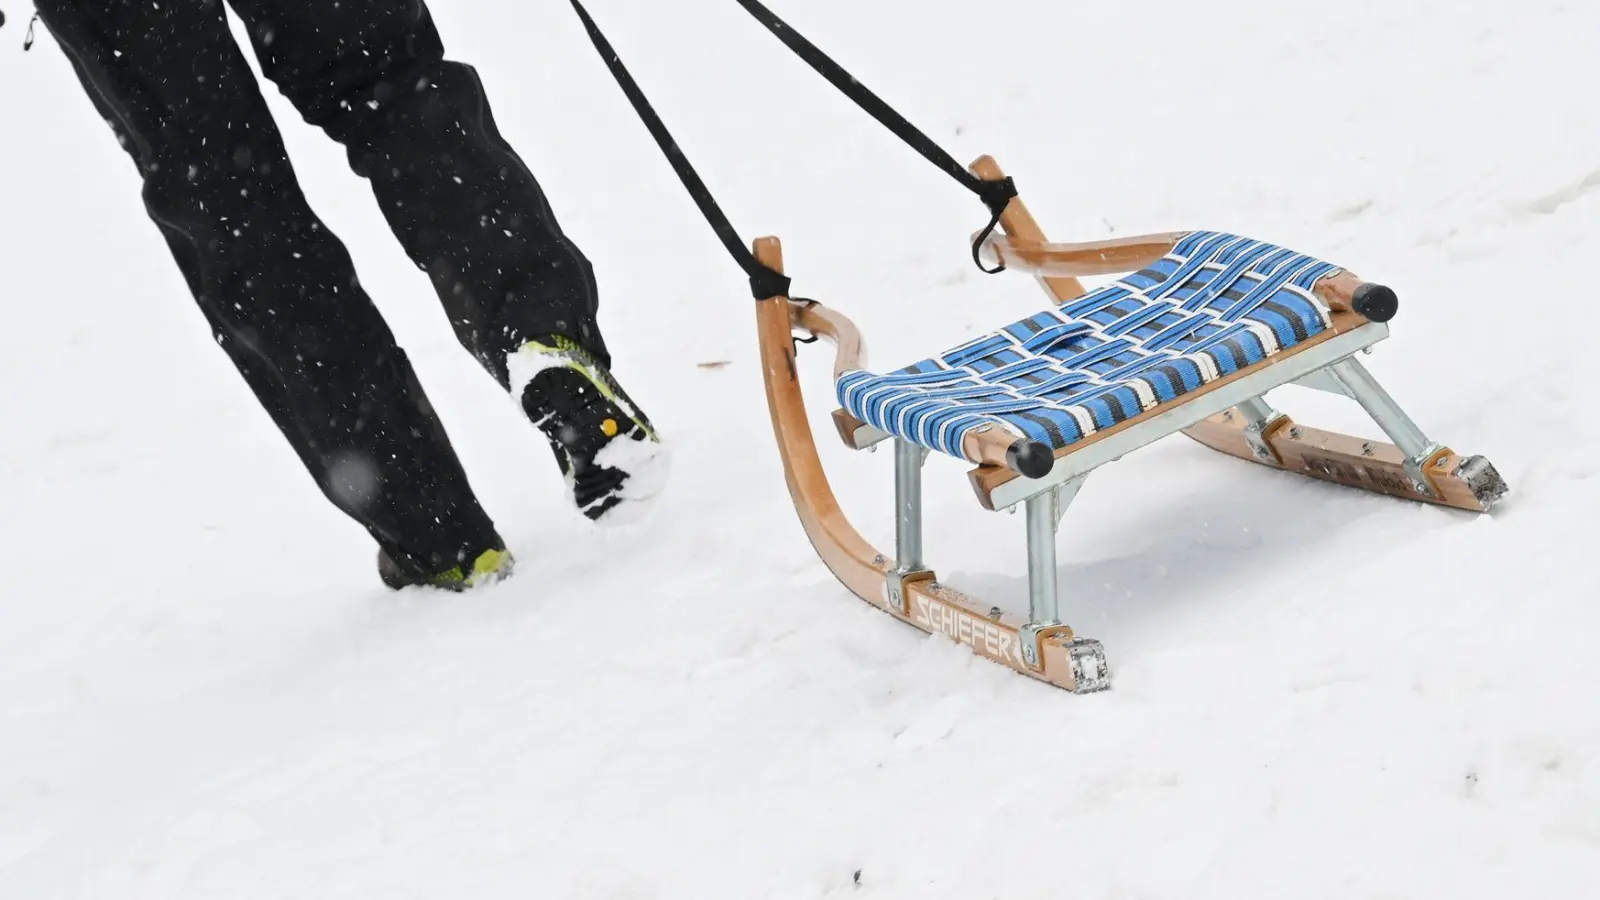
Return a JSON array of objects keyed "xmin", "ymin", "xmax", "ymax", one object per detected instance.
[
  {"xmin": 885, "ymin": 440, "xmax": 930, "ymax": 613},
  {"xmin": 1018, "ymin": 477, "xmax": 1095, "ymax": 675},
  {"xmin": 1024, "ymin": 488, "xmax": 1061, "ymax": 629},
  {"xmin": 894, "ymin": 439, "xmax": 924, "ymax": 571},
  {"xmin": 1328, "ymin": 358, "xmax": 1444, "ymax": 495},
  {"xmin": 1012, "ymin": 477, "xmax": 1109, "ymax": 690}
]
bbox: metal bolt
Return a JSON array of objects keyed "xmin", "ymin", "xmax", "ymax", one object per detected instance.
[
  {"xmin": 1223, "ymin": 410, "xmax": 1235, "ymax": 422},
  {"xmin": 1361, "ymin": 442, "xmax": 1374, "ymax": 456},
  {"xmin": 1411, "ymin": 479, "xmax": 1429, "ymax": 493},
  {"xmin": 1289, "ymin": 427, "xmax": 1303, "ymax": 439},
  {"xmin": 1436, "ymin": 456, "xmax": 1450, "ymax": 469},
  {"xmin": 988, "ymin": 606, "xmax": 1002, "ymax": 618},
  {"xmin": 1023, "ymin": 643, "xmax": 1038, "ymax": 663}
]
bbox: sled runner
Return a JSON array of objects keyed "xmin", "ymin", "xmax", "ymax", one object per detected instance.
[{"xmin": 571, "ymin": 0, "xmax": 1508, "ymax": 693}]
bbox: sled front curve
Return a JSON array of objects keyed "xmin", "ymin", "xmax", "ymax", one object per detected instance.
[{"xmin": 753, "ymin": 237, "xmax": 1109, "ymax": 693}]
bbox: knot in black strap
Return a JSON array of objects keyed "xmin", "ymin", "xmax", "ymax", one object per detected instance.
[
  {"xmin": 975, "ymin": 176, "xmax": 1018, "ymax": 216},
  {"xmin": 748, "ymin": 265, "xmax": 792, "ymax": 301},
  {"xmin": 970, "ymin": 176, "xmax": 1017, "ymax": 275}
]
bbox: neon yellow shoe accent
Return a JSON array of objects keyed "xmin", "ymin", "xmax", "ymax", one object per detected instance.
[
  {"xmin": 378, "ymin": 546, "xmax": 515, "ymax": 591},
  {"xmin": 469, "ymin": 548, "xmax": 513, "ymax": 582},
  {"xmin": 431, "ymin": 548, "xmax": 515, "ymax": 589}
]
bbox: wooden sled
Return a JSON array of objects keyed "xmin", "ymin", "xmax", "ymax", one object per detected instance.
[
  {"xmin": 757, "ymin": 156, "xmax": 1507, "ymax": 695},
  {"xmin": 565, "ymin": 2, "xmax": 1507, "ymax": 695}
]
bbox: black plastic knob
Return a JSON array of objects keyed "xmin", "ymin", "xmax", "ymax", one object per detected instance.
[
  {"xmin": 1351, "ymin": 283, "xmax": 1399, "ymax": 323},
  {"xmin": 1006, "ymin": 439, "xmax": 1055, "ymax": 479}
]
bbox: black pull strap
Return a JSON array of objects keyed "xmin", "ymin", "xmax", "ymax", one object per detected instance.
[
  {"xmin": 731, "ymin": 0, "xmax": 1015, "ymax": 272},
  {"xmin": 570, "ymin": 0, "xmax": 790, "ymax": 301}
]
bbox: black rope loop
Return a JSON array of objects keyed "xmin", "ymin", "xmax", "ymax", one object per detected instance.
[
  {"xmin": 789, "ymin": 298, "xmax": 821, "ymax": 352},
  {"xmin": 969, "ymin": 176, "xmax": 1017, "ymax": 273}
]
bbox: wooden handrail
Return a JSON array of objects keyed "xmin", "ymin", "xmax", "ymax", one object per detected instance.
[
  {"xmin": 965, "ymin": 155, "xmax": 1394, "ymax": 324},
  {"xmin": 981, "ymin": 233, "xmax": 1393, "ymax": 322},
  {"xmin": 976, "ymin": 232, "xmax": 1185, "ymax": 278},
  {"xmin": 968, "ymin": 155, "xmax": 1087, "ymax": 301},
  {"xmin": 790, "ymin": 300, "xmax": 867, "ymax": 379}
]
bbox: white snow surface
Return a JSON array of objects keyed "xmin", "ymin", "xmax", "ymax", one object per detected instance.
[{"xmin": 3, "ymin": 1, "xmax": 1598, "ymax": 897}]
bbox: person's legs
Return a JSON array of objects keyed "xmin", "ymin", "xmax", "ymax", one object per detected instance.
[
  {"xmin": 35, "ymin": 0, "xmax": 508, "ymax": 585},
  {"xmin": 224, "ymin": 0, "xmax": 603, "ymax": 382},
  {"xmin": 226, "ymin": 0, "xmax": 668, "ymax": 522}
]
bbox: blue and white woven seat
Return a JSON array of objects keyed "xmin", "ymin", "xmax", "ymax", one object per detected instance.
[{"xmin": 837, "ymin": 231, "xmax": 1342, "ymax": 461}]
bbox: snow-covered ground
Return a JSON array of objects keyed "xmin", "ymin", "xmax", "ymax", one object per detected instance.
[{"xmin": 3, "ymin": 0, "xmax": 1598, "ymax": 896}]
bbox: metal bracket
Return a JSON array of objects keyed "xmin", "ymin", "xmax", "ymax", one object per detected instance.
[
  {"xmin": 1229, "ymin": 396, "xmax": 1287, "ymax": 464},
  {"xmin": 1052, "ymin": 476, "xmax": 1086, "ymax": 528},
  {"xmin": 1016, "ymin": 627, "xmax": 1111, "ymax": 692},
  {"xmin": 884, "ymin": 568, "xmax": 933, "ymax": 616},
  {"xmin": 1019, "ymin": 622, "xmax": 1071, "ymax": 671},
  {"xmin": 1243, "ymin": 412, "xmax": 1287, "ymax": 463},
  {"xmin": 1402, "ymin": 442, "xmax": 1448, "ymax": 499}
]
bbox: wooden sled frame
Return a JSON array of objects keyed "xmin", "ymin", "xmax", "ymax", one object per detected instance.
[{"xmin": 756, "ymin": 155, "xmax": 1508, "ymax": 695}]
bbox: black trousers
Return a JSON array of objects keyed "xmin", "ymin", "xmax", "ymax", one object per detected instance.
[{"xmin": 38, "ymin": 0, "xmax": 604, "ymax": 575}]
